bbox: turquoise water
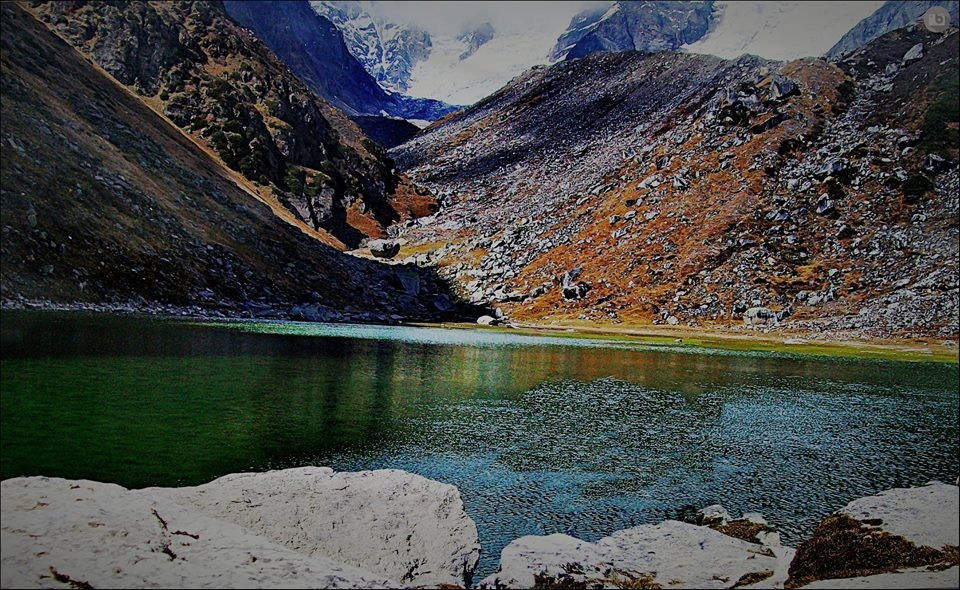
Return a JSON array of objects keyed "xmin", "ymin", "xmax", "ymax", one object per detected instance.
[{"xmin": 2, "ymin": 311, "xmax": 957, "ymax": 578}]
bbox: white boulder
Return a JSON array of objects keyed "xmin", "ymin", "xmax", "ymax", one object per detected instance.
[
  {"xmin": 838, "ymin": 481, "xmax": 958, "ymax": 550},
  {"xmin": 698, "ymin": 504, "xmax": 733, "ymax": 525},
  {"xmin": 479, "ymin": 520, "xmax": 788, "ymax": 589},
  {"xmin": 786, "ymin": 482, "xmax": 959, "ymax": 588},
  {"xmin": 368, "ymin": 239, "xmax": 400, "ymax": 259},
  {"xmin": 1, "ymin": 476, "xmax": 391, "ymax": 589},
  {"xmin": 2, "ymin": 467, "xmax": 480, "ymax": 589},
  {"xmin": 154, "ymin": 467, "xmax": 479, "ymax": 588},
  {"xmin": 803, "ymin": 566, "xmax": 959, "ymax": 589}
]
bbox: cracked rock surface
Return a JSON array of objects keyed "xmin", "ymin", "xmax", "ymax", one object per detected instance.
[{"xmin": 1, "ymin": 467, "xmax": 480, "ymax": 589}]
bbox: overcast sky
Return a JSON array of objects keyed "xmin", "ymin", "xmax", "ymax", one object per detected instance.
[
  {"xmin": 362, "ymin": 1, "xmax": 885, "ymax": 39},
  {"xmin": 369, "ymin": 1, "xmax": 608, "ymax": 34}
]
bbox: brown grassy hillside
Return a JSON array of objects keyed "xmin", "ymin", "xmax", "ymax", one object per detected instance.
[{"xmin": 391, "ymin": 25, "xmax": 959, "ymax": 340}]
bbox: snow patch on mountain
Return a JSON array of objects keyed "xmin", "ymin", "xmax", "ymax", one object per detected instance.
[
  {"xmin": 406, "ymin": 26, "xmax": 565, "ymax": 106},
  {"xmin": 682, "ymin": 1, "xmax": 884, "ymax": 61},
  {"xmin": 311, "ymin": 1, "xmax": 432, "ymax": 94},
  {"xmin": 314, "ymin": 1, "xmax": 599, "ymax": 107}
]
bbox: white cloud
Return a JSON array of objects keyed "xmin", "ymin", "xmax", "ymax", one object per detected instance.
[
  {"xmin": 683, "ymin": 1, "xmax": 885, "ymax": 61},
  {"xmin": 370, "ymin": 1, "xmax": 608, "ymax": 35}
]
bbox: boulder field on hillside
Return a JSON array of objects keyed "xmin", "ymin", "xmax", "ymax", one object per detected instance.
[
  {"xmin": 1, "ymin": 471, "xmax": 957, "ymax": 589},
  {"xmin": 389, "ymin": 24, "xmax": 959, "ymax": 341}
]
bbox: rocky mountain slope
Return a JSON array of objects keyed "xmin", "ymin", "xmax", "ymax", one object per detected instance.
[
  {"xmin": 223, "ymin": 0, "xmax": 454, "ymax": 122},
  {"xmin": 827, "ymin": 0, "xmax": 959, "ymax": 59},
  {"xmin": 390, "ymin": 23, "xmax": 959, "ymax": 339},
  {"xmin": 26, "ymin": 0, "xmax": 428, "ymax": 248},
  {"xmin": 0, "ymin": 2, "xmax": 466, "ymax": 322},
  {"xmin": 550, "ymin": 1, "xmax": 714, "ymax": 61}
]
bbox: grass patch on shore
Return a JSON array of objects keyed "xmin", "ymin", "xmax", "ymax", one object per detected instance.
[{"xmin": 420, "ymin": 321, "xmax": 959, "ymax": 364}]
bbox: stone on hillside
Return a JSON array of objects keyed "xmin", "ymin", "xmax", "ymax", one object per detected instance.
[
  {"xmin": 818, "ymin": 159, "xmax": 846, "ymax": 179},
  {"xmin": 923, "ymin": 153, "xmax": 950, "ymax": 175},
  {"xmin": 368, "ymin": 239, "xmax": 400, "ymax": 258},
  {"xmin": 562, "ymin": 281, "xmax": 591, "ymax": 301},
  {"xmin": 477, "ymin": 315, "xmax": 496, "ymax": 325},
  {"xmin": 816, "ymin": 195, "xmax": 836, "ymax": 216},
  {"xmin": 478, "ymin": 520, "xmax": 786, "ymax": 589},
  {"xmin": 903, "ymin": 43, "xmax": 924, "ymax": 62},
  {"xmin": 768, "ymin": 75, "xmax": 798, "ymax": 100},
  {"xmin": 744, "ymin": 306, "xmax": 777, "ymax": 326},
  {"xmin": 561, "ymin": 266, "xmax": 583, "ymax": 286},
  {"xmin": 786, "ymin": 482, "xmax": 959, "ymax": 588}
]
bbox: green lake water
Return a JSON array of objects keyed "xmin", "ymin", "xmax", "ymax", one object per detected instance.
[{"xmin": 1, "ymin": 310, "xmax": 958, "ymax": 578}]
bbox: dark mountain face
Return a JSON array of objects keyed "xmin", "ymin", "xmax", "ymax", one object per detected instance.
[
  {"xmin": 222, "ymin": 0, "xmax": 380, "ymax": 116},
  {"xmin": 29, "ymin": 0, "xmax": 412, "ymax": 248},
  {"xmin": 826, "ymin": 0, "xmax": 959, "ymax": 59},
  {"xmin": 392, "ymin": 26, "xmax": 959, "ymax": 339},
  {"xmin": 0, "ymin": 2, "xmax": 466, "ymax": 322},
  {"xmin": 351, "ymin": 116, "xmax": 421, "ymax": 150},
  {"xmin": 222, "ymin": 0, "xmax": 456, "ymax": 122},
  {"xmin": 551, "ymin": 1, "xmax": 714, "ymax": 61}
]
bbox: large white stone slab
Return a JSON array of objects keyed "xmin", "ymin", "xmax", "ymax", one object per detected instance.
[
  {"xmin": 479, "ymin": 519, "xmax": 786, "ymax": 589},
  {"xmin": 2, "ymin": 467, "xmax": 481, "ymax": 589}
]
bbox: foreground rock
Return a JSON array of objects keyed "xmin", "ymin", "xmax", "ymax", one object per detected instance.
[
  {"xmin": 479, "ymin": 483, "xmax": 959, "ymax": 589},
  {"xmin": 1, "ymin": 467, "xmax": 480, "ymax": 589},
  {"xmin": 802, "ymin": 566, "xmax": 959, "ymax": 589},
  {"xmin": 479, "ymin": 518, "xmax": 790, "ymax": 589},
  {"xmin": 786, "ymin": 481, "xmax": 959, "ymax": 588},
  {"xmin": 155, "ymin": 467, "xmax": 480, "ymax": 587}
]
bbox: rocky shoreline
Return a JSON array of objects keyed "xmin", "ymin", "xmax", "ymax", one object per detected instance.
[
  {"xmin": 4, "ymin": 304, "xmax": 957, "ymax": 364},
  {"xmin": 0, "ymin": 298, "xmax": 434, "ymax": 326},
  {"xmin": 2, "ymin": 468, "xmax": 957, "ymax": 589}
]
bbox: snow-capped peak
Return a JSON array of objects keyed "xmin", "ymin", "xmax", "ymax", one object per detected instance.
[{"xmin": 310, "ymin": 1, "xmax": 432, "ymax": 94}]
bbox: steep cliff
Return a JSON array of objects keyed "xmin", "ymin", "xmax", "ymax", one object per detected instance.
[{"xmin": 28, "ymin": 0, "xmax": 420, "ymax": 247}]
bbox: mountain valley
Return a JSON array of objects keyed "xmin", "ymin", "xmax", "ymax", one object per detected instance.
[
  {"xmin": 1, "ymin": 0, "xmax": 958, "ymax": 343},
  {"xmin": 2, "ymin": 4, "xmax": 959, "ymax": 590}
]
